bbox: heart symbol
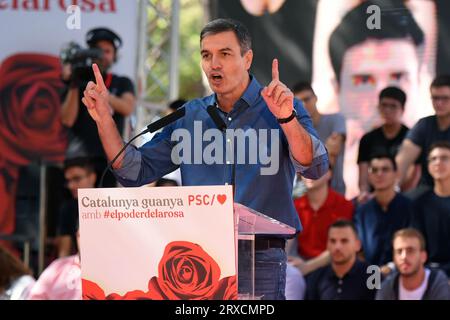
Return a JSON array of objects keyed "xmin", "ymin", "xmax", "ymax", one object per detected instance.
[{"xmin": 217, "ymin": 194, "xmax": 227, "ymax": 205}]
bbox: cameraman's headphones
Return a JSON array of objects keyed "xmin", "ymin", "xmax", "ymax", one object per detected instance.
[{"xmin": 86, "ymin": 27, "xmax": 122, "ymax": 63}]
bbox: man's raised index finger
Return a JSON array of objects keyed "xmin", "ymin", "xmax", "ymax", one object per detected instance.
[
  {"xmin": 272, "ymin": 58, "xmax": 279, "ymax": 81},
  {"xmin": 92, "ymin": 63, "xmax": 106, "ymax": 89}
]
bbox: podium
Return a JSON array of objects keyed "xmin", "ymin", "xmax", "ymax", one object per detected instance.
[
  {"xmin": 234, "ymin": 203, "xmax": 296, "ymax": 300},
  {"xmin": 79, "ymin": 186, "xmax": 296, "ymax": 300}
]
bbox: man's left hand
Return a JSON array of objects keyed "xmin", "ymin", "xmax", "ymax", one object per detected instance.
[{"xmin": 261, "ymin": 59, "xmax": 294, "ymax": 119}]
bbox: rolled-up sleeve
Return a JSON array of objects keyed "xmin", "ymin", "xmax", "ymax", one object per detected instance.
[
  {"xmin": 112, "ymin": 125, "xmax": 179, "ymax": 187},
  {"xmin": 113, "ymin": 144, "xmax": 142, "ymax": 182},
  {"xmin": 290, "ymin": 134, "xmax": 329, "ymax": 179},
  {"xmin": 290, "ymin": 99, "xmax": 329, "ymax": 179}
]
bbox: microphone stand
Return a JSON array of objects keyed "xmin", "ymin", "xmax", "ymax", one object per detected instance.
[{"xmin": 98, "ymin": 107, "xmax": 186, "ymax": 187}]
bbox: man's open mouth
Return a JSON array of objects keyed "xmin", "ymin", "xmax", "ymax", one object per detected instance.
[{"xmin": 211, "ymin": 74, "xmax": 223, "ymax": 81}]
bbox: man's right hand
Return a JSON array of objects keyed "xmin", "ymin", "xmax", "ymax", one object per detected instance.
[{"xmin": 82, "ymin": 63, "xmax": 113, "ymax": 123}]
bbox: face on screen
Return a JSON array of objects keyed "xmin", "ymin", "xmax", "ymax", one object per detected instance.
[{"xmin": 339, "ymin": 38, "xmax": 419, "ymax": 129}]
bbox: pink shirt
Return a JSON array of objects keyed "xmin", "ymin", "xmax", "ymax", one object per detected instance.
[{"xmin": 28, "ymin": 255, "xmax": 81, "ymax": 300}]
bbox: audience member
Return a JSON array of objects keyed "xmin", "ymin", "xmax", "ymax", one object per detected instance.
[
  {"xmin": 305, "ymin": 220, "xmax": 375, "ymax": 300},
  {"xmin": 293, "ymin": 82, "xmax": 346, "ymax": 195},
  {"xmin": 411, "ymin": 141, "xmax": 450, "ymax": 277},
  {"xmin": 285, "ymin": 263, "xmax": 306, "ymax": 300},
  {"xmin": 155, "ymin": 178, "xmax": 179, "ymax": 187},
  {"xmin": 354, "ymin": 153, "xmax": 413, "ymax": 267},
  {"xmin": 397, "ymin": 75, "xmax": 450, "ymax": 190},
  {"xmin": 55, "ymin": 157, "xmax": 96, "ymax": 258},
  {"xmin": 0, "ymin": 245, "xmax": 35, "ymax": 300},
  {"xmin": 28, "ymin": 231, "xmax": 81, "ymax": 300},
  {"xmin": 376, "ymin": 228, "xmax": 449, "ymax": 300},
  {"xmin": 288, "ymin": 167, "xmax": 353, "ymax": 275},
  {"xmin": 358, "ymin": 86, "xmax": 419, "ymax": 201}
]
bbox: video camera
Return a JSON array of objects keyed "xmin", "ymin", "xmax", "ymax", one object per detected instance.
[{"xmin": 60, "ymin": 42, "xmax": 103, "ymax": 84}]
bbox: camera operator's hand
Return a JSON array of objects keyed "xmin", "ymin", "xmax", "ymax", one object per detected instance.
[{"xmin": 82, "ymin": 63, "xmax": 113, "ymax": 122}]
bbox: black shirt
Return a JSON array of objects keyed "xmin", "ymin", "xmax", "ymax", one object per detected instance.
[
  {"xmin": 305, "ymin": 259, "xmax": 376, "ymax": 300},
  {"xmin": 56, "ymin": 198, "xmax": 79, "ymax": 253},
  {"xmin": 412, "ymin": 189, "xmax": 450, "ymax": 276},
  {"xmin": 406, "ymin": 116, "xmax": 450, "ymax": 187},
  {"xmin": 57, "ymin": 198, "xmax": 79, "ymax": 237},
  {"xmin": 358, "ymin": 125, "xmax": 409, "ymax": 164}
]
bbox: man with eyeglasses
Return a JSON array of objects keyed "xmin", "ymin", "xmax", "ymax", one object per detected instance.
[
  {"xmin": 357, "ymin": 87, "xmax": 420, "ymax": 204},
  {"xmin": 55, "ymin": 157, "xmax": 97, "ymax": 258},
  {"xmin": 376, "ymin": 228, "xmax": 449, "ymax": 300},
  {"xmin": 354, "ymin": 153, "xmax": 413, "ymax": 269},
  {"xmin": 293, "ymin": 82, "xmax": 346, "ymax": 195},
  {"xmin": 411, "ymin": 141, "xmax": 450, "ymax": 277},
  {"xmin": 396, "ymin": 75, "xmax": 450, "ymax": 191}
]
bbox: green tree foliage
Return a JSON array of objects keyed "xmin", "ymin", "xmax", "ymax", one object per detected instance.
[{"xmin": 146, "ymin": 0, "xmax": 204, "ymax": 103}]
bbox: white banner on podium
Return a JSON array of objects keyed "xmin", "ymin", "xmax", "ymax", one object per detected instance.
[{"xmin": 79, "ymin": 185, "xmax": 237, "ymax": 300}]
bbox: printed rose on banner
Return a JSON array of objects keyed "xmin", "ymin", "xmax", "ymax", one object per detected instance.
[
  {"xmin": 0, "ymin": 157, "xmax": 19, "ymax": 235},
  {"xmin": 82, "ymin": 279, "xmax": 106, "ymax": 300},
  {"xmin": 0, "ymin": 53, "xmax": 67, "ymax": 234},
  {"xmin": 213, "ymin": 275, "xmax": 238, "ymax": 300},
  {"xmin": 82, "ymin": 241, "xmax": 237, "ymax": 300},
  {"xmin": 82, "ymin": 279, "xmax": 161, "ymax": 300},
  {"xmin": 0, "ymin": 53, "xmax": 67, "ymax": 166},
  {"xmin": 153, "ymin": 240, "xmax": 221, "ymax": 300}
]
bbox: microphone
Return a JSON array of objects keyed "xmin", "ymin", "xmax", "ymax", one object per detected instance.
[
  {"xmin": 145, "ymin": 107, "xmax": 185, "ymax": 134},
  {"xmin": 98, "ymin": 107, "xmax": 186, "ymax": 187},
  {"xmin": 207, "ymin": 104, "xmax": 227, "ymax": 132}
]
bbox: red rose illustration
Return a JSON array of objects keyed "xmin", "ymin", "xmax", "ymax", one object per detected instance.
[
  {"xmin": 153, "ymin": 241, "xmax": 222, "ymax": 300},
  {"xmin": 82, "ymin": 279, "xmax": 106, "ymax": 300},
  {"xmin": 82, "ymin": 241, "xmax": 237, "ymax": 300},
  {"xmin": 0, "ymin": 53, "xmax": 67, "ymax": 166},
  {"xmin": 0, "ymin": 157, "xmax": 18, "ymax": 235},
  {"xmin": 213, "ymin": 276, "xmax": 238, "ymax": 300},
  {"xmin": 0, "ymin": 53, "xmax": 67, "ymax": 234},
  {"xmin": 106, "ymin": 288, "xmax": 162, "ymax": 300}
]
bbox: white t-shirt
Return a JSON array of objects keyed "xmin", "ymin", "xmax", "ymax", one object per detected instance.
[{"xmin": 399, "ymin": 268, "xmax": 431, "ymax": 300}]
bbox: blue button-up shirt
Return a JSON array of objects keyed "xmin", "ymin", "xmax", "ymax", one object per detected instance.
[
  {"xmin": 354, "ymin": 193, "xmax": 413, "ymax": 265},
  {"xmin": 113, "ymin": 76, "xmax": 328, "ymax": 232}
]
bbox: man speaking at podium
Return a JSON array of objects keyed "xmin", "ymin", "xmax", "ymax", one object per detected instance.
[{"xmin": 81, "ymin": 18, "xmax": 328, "ymax": 300}]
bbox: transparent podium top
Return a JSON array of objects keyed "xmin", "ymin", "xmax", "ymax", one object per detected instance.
[{"xmin": 234, "ymin": 203, "xmax": 296, "ymax": 237}]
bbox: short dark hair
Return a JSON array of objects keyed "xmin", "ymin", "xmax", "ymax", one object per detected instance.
[
  {"xmin": 328, "ymin": 219, "xmax": 359, "ymax": 237},
  {"xmin": 430, "ymin": 75, "xmax": 450, "ymax": 90},
  {"xmin": 428, "ymin": 141, "xmax": 450, "ymax": 156},
  {"xmin": 155, "ymin": 178, "xmax": 179, "ymax": 187},
  {"xmin": 292, "ymin": 82, "xmax": 316, "ymax": 95},
  {"xmin": 200, "ymin": 18, "xmax": 252, "ymax": 55},
  {"xmin": 86, "ymin": 27, "xmax": 122, "ymax": 49},
  {"xmin": 64, "ymin": 157, "xmax": 95, "ymax": 174},
  {"xmin": 368, "ymin": 152, "xmax": 397, "ymax": 171},
  {"xmin": 329, "ymin": 1, "xmax": 424, "ymax": 83},
  {"xmin": 86, "ymin": 27, "xmax": 121, "ymax": 62},
  {"xmin": 379, "ymin": 86, "xmax": 407, "ymax": 108},
  {"xmin": 393, "ymin": 228, "xmax": 426, "ymax": 251}
]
